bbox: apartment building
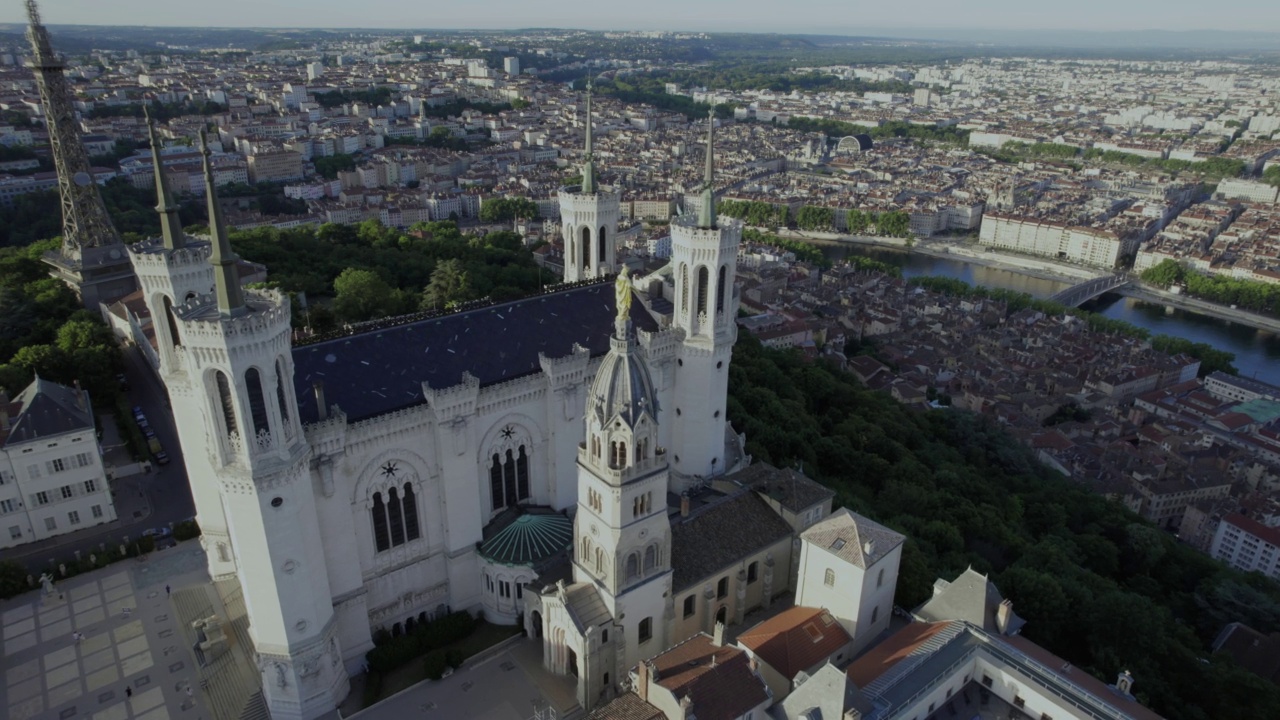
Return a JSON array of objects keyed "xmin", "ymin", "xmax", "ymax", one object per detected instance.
[
  {"xmin": 0, "ymin": 378, "xmax": 117, "ymax": 550},
  {"xmin": 1209, "ymin": 513, "xmax": 1280, "ymax": 581},
  {"xmin": 247, "ymin": 150, "xmax": 304, "ymax": 183}
]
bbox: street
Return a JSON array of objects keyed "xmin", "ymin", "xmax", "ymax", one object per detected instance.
[{"xmin": 2, "ymin": 346, "xmax": 196, "ymax": 575}]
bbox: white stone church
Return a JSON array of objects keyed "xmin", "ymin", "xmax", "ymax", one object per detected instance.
[{"xmin": 128, "ymin": 98, "xmax": 903, "ymax": 720}]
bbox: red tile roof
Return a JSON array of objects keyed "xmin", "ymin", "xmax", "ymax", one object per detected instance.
[
  {"xmin": 737, "ymin": 606, "xmax": 852, "ymax": 681},
  {"xmin": 846, "ymin": 621, "xmax": 955, "ymax": 689},
  {"xmin": 649, "ymin": 634, "xmax": 770, "ymax": 720}
]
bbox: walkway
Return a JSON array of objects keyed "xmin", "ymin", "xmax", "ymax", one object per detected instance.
[
  {"xmin": 0, "ymin": 542, "xmax": 212, "ymax": 720},
  {"xmin": 1047, "ymin": 273, "xmax": 1129, "ymax": 307}
]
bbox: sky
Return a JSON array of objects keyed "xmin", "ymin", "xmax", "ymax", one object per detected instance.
[{"xmin": 1, "ymin": 0, "xmax": 1277, "ymax": 34}]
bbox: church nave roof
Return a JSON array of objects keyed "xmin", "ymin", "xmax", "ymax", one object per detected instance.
[{"xmin": 292, "ymin": 281, "xmax": 658, "ymax": 423}]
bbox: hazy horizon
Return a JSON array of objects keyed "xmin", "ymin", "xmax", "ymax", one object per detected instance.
[{"xmin": 1, "ymin": 0, "xmax": 1277, "ymax": 35}]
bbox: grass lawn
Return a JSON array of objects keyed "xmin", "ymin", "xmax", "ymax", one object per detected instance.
[{"xmin": 375, "ymin": 621, "xmax": 523, "ymax": 701}]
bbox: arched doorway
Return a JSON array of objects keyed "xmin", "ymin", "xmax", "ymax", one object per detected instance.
[
  {"xmin": 531, "ymin": 610, "xmax": 544, "ymax": 640},
  {"xmin": 715, "ymin": 605, "xmax": 727, "ymax": 626}
]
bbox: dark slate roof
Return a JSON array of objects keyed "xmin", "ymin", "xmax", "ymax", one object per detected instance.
[
  {"xmin": 292, "ymin": 282, "xmax": 658, "ymax": 423},
  {"xmin": 732, "ymin": 463, "xmax": 834, "ymax": 513},
  {"xmin": 670, "ymin": 489, "xmax": 794, "ymax": 592},
  {"xmin": 478, "ymin": 506, "xmax": 573, "ymax": 570},
  {"xmin": 2, "ymin": 377, "xmax": 94, "ymax": 447}
]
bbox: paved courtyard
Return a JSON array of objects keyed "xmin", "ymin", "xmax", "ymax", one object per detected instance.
[{"xmin": 1, "ymin": 543, "xmax": 212, "ymax": 720}]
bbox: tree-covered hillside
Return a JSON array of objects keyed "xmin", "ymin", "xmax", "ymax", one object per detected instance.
[{"xmin": 726, "ymin": 334, "xmax": 1280, "ymax": 720}]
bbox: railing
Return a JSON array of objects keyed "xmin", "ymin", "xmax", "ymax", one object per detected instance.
[{"xmin": 1047, "ymin": 274, "xmax": 1129, "ymax": 307}]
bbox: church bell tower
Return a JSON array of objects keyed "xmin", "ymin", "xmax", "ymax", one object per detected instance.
[
  {"xmin": 559, "ymin": 82, "xmax": 619, "ymax": 282},
  {"xmin": 668, "ymin": 112, "xmax": 741, "ymax": 486},
  {"xmin": 146, "ymin": 132, "xmax": 348, "ymax": 719}
]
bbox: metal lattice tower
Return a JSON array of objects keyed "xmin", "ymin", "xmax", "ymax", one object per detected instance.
[{"xmin": 25, "ymin": 0, "xmax": 121, "ymax": 260}]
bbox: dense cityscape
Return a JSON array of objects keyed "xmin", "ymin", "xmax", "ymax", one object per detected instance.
[{"xmin": 1, "ymin": 3, "xmax": 1280, "ymax": 720}]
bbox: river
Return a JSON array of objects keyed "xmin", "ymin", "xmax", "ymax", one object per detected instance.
[{"xmin": 822, "ymin": 244, "xmax": 1280, "ymax": 387}]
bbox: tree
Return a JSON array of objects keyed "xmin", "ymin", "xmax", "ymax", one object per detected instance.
[
  {"xmin": 422, "ymin": 259, "xmax": 471, "ymax": 310},
  {"xmin": 332, "ymin": 268, "xmax": 394, "ymax": 322},
  {"xmin": 314, "ymin": 153, "xmax": 356, "ymax": 180},
  {"xmin": 479, "ymin": 197, "xmax": 539, "ymax": 223}
]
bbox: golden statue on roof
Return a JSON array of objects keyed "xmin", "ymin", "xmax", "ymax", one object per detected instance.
[{"xmin": 615, "ymin": 266, "xmax": 632, "ymax": 325}]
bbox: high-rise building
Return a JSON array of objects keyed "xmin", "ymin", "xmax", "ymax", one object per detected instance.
[
  {"xmin": 504, "ymin": 56, "xmax": 520, "ymax": 76},
  {"xmin": 25, "ymin": 0, "xmax": 135, "ymax": 309}
]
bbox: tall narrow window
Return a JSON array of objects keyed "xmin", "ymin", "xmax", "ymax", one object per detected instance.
[
  {"xmin": 516, "ymin": 446, "xmax": 529, "ymax": 501},
  {"xmin": 490, "ymin": 454, "xmax": 503, "ymax": 511},
  {"xmin": 244, "ymin": 368, "xmax": 270, "ymax": 437},
  {"xmin": 275, "ymin": 359, "xmax": 291, "ymax": 426},
  {"xmin": 644, "ymin": 546, "xmax": 656, "ymax": 572},
  {"xmin": 626, "ymin": 554, "xmax": 639, "ymax": 581},
  {"xmin": 402, "ymin": 483, "xmax": 420, "ymax": 541},
  {"xmin": 215, "ymin": 371, "xmax": 238, "ymax": 437},
  {"xmin": 163, "ymin": 296, "xmax": 181, "ymax": 348},
  {"xmin": 372, "ymin": 492, "xmax": 390, "ymax": 552},
  {"xmin": 598, "ymin": 227, "xmax": 606, "ymax": 270},
  {"xmin": 503, "ymin": 450, "xmax": 517, "ymax": 508},
  {"xmin": 387, "ymin": 487, "xmax": 405, "ymax": 547},
  {"xmin": 696, "ymin": 266, "xmax": 709, "ymax": 316},
  {"xmin": 716, "ymin": 265, "xmax": 726, "ymax": 312},
  {"xmin": 581, "ymin": 226, "xmax": 591, "ymax": 270},
  {"xmin": 680, "ymin": 264, "xmax": 689, "ymax": 312}
]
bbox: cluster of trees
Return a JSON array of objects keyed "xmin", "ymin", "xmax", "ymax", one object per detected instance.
[
  {"xmin": 1080, "ymin": 148, "xmax": 1246, "ymax": 180},
  {"xmin": 418, "ymin": 98, "xmax": 512, "ymax": 119},
  {"xmin": 1142, "ymin": 258, "xmax": 1280, "ymax": 317},
  {"xmin": 385, "ymin": 126, "xmax": 470, "ymax": 152},
  {"xmin": 314, "ymin": 153, "xmax": 356, "ymax": 180},
  {"xmin": 717, "ymin": 199, "xmax": 790, "ymax": 227},
  {"xmin": 89, "ymin": 138, "xmax": 147, "ymax": 169},
  {"xmin": 642, "ymin": 67, "xmax": 912, "ymax": 95},
  {"xmin": 726, "ymin": 334, "xmax": 1280, "ymax": 719},
  {"xmin": 910, "ymin": 275, "xmax": 1238, "ymax": 376},
  {"xmin": 478, "ymin": 197, "xmax": 539, "ymax": 223},
  {"xmin": 588, "ymin": 77, "xmax": 734, "ymax": 121},
  {"xmin": 312, "ymin": 86, "xmax": 395, "ymax": 109},
  {"xmin": 1265, "ymin": 165, "xmax": 1280, "ymax": 188},
  {"xmin": 85, "ymin": 99, "xmax": 226, "ymax": 120},
  {"xmin": 741, "ymin": 228, "xmax": 829, "ymax": 268},
  {"xmin": 788, "ymin": 116, "xmax": 972, "ymax": 145},
  {"xmin": 0, "ymin": 239, "xmax": 125, "ymax": 415},
  {"xmin": 872, "ymin": 210, "xmax": 912, "ymax": 238},
  {"xmin": 794, "ymin": 205, "xmax": 834, "ymax": 231},
  {"xmin": 0, "ymin": 178, "xmax": 206, "ymax": 249},
  {"xmin": 229, "ymin": 220, "xmax": 548, "ymax": 328}
]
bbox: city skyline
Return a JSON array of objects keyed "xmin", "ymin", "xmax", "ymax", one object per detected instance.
[{"xmin": 0, "ymin": 0, "xmax": 1276, "ymax": 35}]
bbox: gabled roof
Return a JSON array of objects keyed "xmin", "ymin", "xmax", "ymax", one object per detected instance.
[
  {"xmin": 648, "ymin": 634, "xmax": 770, "ymax": 720},
  {"xmin": 585, "ymin": 692, "xmax": 664, "ymax": 720},
  {"xmin": 800, "ymin": 507, "xmax": 905, "ymax": 570},
  {"xmin": 913, "ymin": 567, "xmax": 1025, "ymax": 635},
  {"xmin": 778, "ymin": 662, "xmax": 871, "ymax": 720},
  {"xmin": 291, "ymin": 281, "xmax": 658, "ymax": 424},
  {"xmin": 670, "ymin": 489, "xmax": 794, "ymax": 592},
  {"xmin": 737, "ymin": 606, "xmax": 852, "ymax": 681},
  {"xmin": 2, "ymin": 376, "xmax": 94, "ymax": 448},
  {"xmin": 732, "ymin": 462, "xmax": 835, "ymax": 514}
]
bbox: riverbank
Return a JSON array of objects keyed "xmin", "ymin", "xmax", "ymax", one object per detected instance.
[{"xmin": 1117, "ymin": 284, "xmax": 1280, "ymax": 335}]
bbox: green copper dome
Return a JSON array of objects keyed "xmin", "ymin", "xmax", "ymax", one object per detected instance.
[{"xmin": 478, "ymin": 509, "xmax": 573, "ymax": 568}]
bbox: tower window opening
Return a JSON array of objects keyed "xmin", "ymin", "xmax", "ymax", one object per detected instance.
[
  {"xmin": 387, "ymin": 486, "xmax": 406, "ymax": 547},
  {"xmin": 680, "ymin": 264, "xmax": 689, "ymax": 312},
  {"xmin": 275, "ymin": 359, "xmax": 291, "ymax": 426},
  {"xmin": 644, "ymin": 545, "xmax": 656, "ymax": 572},
  {"xmin": 372, "ymin": 492, "xmax": 390, "ymax": 552},
  {"xmin": 503, "ymin": 449, "xmax": 517, "ymax": 508},
  {"xmin": 163, "ymin": 296, "xmax": 181, "ymax": 349},
  {"xmin": 716, "ymin": 265, "xmax": 726, "ymax": 312},
  {"xmin": 215, "ymin": 371, "xmax": 238, "ymax": 438},
  {"xmin": 626, "ymin": 553, "xmax": 639, "ymax": 581},
  {"xmin": 598, "ymin": 227, "xmax": 607, "ymax": 270},
  {"xmin": 517, "ymin": 446, "xmax": 530, "ymax": 500},
  {"xmin": 581, "ymin": 226, "xmax": 591, "ymax": 270},
  {"xmin": 491, "ymin": 444, "xmax": 530, "ymax": 511},
  {"xmin": 696, "ymin": 266, "xmax": 709, "ymax": 316},
  {"xmin": 490, "ymin": 453, "xmax": 503, "ymax": 511},
  {"xmin": 403, "ymin": 482, "xmax": 421, "ymax": 542},
  {"xmin": 244, "ymin": 368, "xmax": 270, "ymax": 438}
]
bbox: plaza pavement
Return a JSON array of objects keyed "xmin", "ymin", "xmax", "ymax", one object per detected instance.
[{"xmin": 1, "ymin": 542, "xmax": 212, "ymax": 720}]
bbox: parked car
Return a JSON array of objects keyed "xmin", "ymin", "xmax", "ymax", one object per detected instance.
[
  {"xmin": 154, "ymin": 450, "xmax": 171, "ymax": 465},
  {"xmin": 116, "ymin": 373, "xmax": 130, "ymax": 391},
  {"xmin": 142, "ymin": 527, "xmax": 172, "ymax": 539},
  {"xmin": 132, "ymin": 405, "xmax": 145, "ymax": 418},
  {"xmin": 136, "ymin": 416, "xmax": 149, "ymax": 430}
]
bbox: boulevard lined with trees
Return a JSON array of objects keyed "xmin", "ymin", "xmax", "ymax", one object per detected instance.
[{"xmin": 1141, "ymin": 258, "xmax": 1280, "ymax": 317}]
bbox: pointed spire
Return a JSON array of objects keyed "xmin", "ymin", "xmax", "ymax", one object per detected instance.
[
  {"xmin": 698, "ymin": 109, "xmax": 716, "ymax": 229},
  {"xmin": 199, "ymin": 130, "xmax": 245, "ymax": 317},
  {"xmin": 145, "ymin": 107, "xmax": 184, "ymax": 250},
  {"xmin": 580, "ymin": 79, "xmax": 596, "ymax": 194}
]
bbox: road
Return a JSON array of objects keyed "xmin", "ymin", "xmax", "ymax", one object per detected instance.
[{"xmin": 5, "ymin": 346, "xmax": 196, "ymax": 574}]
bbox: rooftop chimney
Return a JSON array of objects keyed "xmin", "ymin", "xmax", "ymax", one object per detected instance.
[
  {"xmin": 680, "ymin": 493, "xmax": 690, "ymax": 518},
  {"xmin": 679, "ymin": 695, "xmax": 695, "ymax": 720},
  {"xmin": 637, "ymin": 660, "xmax": 650, "ymax": 702},
  {"xmin": 313, "ymin": 382, "xmax": 327, "ymax": 421},
  {"xmin": 1115, "ymin": 670, "xmax": 1134, "ymax": 696},
  {"xmin": 863, "ymin": 538, "xmax": 875, "ymax": 556},
  {"xmin": 996, "ymin": 599, "xmax": 1014, "ymax": 635},
  {"xmin": 73, "ymin": 380, "xmax": 85, "ymax": 410},
  {"xmin": 712, "ymin": 621, "xmax": 725, "ymax": 647}
]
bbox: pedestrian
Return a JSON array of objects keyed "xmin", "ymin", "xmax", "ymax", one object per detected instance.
[
  {"xmin": 166, "ymin": 584, "xmax": 171, "ymax": 596},
  {"xmin": 186, "ymin": 686, "xmax": 193, "ymax": 698},
  {"xmin": 125, "ymin": 686, "xmax": 132, "ymax": 698}
]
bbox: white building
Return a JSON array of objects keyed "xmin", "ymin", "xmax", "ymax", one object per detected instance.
[
  {"xmin": 0, "ymin": 378, "xmax": 117, "ymax": 549},
  {"xmin": 1209, "ymin": 514, "xmax": 1280, "ymax": 581},
  {"xmin": 503, "ymin": 57, "xmax": 520, "ymax": 76}
]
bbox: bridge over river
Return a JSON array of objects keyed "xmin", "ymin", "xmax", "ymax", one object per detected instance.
[{"xmin": 1047, "ymin": 273, "xmax": 1129, "ymax": 307}]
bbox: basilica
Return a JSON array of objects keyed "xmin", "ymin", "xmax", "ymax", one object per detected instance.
[{"xmin": 127, "ymin": 93, "xmax": 898, "ymax": 720}]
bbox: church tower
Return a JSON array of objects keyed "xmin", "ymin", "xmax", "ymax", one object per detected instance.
[
  {"xmin": 668, "ymin": 112, "xmax": 741, "ymax": 486},
  {"xmin": 559, "ymin": 82, "xmax": 619, "ymax": 282},
  {"xmin": 574, "ymin": 270, "xmax": 673, "ymax": 672},
  {"xmin": 150, "ymin": 132, "xmax": 348, "ymax": 719}
]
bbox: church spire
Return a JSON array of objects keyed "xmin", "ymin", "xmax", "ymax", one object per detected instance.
[
  {"xmin": 581, "ymin": 79, "xmax": 596, "ymax": 194},
  {"xmin": 145, "ymin": 108, "xmax": 184, "ymax": 250},
  {"xmin": 199, "ymin": 130, "xmax": 245, "ymax": 317},
  {"xmin": 698, "ymin": 109, "xmax": 716, "ymax": 229}
]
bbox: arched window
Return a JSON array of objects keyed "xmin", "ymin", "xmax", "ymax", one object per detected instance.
[
  {"xmin": 598, "ymin": 226, "xmax": 606, "ymax": 268},
  {"xmin": 626, "ymin": 554, "xmax": 639, "ymax": 581},
  {"xmin": 387, "ymin": 486, "xmax": 405, "ymax": 547},
  {"xmin": 275, "ymin": 359, "xmax": 291, "ymax": 426},
  {"xmin": 644, "ymin": 545, "xmax": 656, "ymax": 572},
  {"xmin": 503, "ymin": 449, "xmax": 517, "ymax": 508},
  {"xmin": 580, "ymin": 226, "xmax": 591, "ymax": 270},
  {"xmin": 244, "ymin": 368, "xmax": 270, "ymax": 438},
  {"xmin": 517, "ymin": 446, "xmax": 529, "ymax": 501},
  {"xmin": 696, "ymin": 266, "xmax": 709, "ymax": 316},
  {"xmin": 372, "ymin": 492, "xmax": 390, "ymax": 552},
  {"xmin": 877, "ymin": 567, "xmax": 885, "ymax": 588},
  {"xmin": 581, "ymin": 537, "xmax": 591, "ymax": 561},
  {"xmin": 214, "ymin": 371, "xmax": 238, "ymax": 437},
  {"xmin": 490, "ymin": 454, "xmax": 503, "ymax": 511},
  {"xmin": 596, "ymin": 547, "xmax": 606, "ymax": 575},
  {"xmin": 402, "ymin": 483, "xmax": 420, "ymax": 542},
  {"xmin": 617, "ymin": 441, "xmax": 627, "ymax": 469},
  {"xmin": 716, "ymin": 265, "xmax": 727, "ymax": 313},
  {"xmin": 680, "ymin": 264, "xmax": 689, "ymax": 312},
  {"xmin": 163, "ymin": 296, "xmax": 181, "ymax": 348}
]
